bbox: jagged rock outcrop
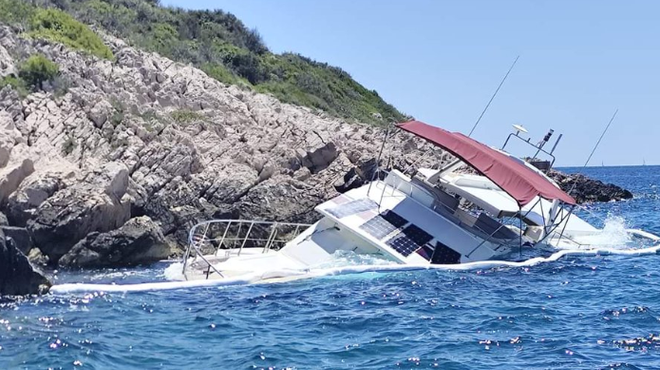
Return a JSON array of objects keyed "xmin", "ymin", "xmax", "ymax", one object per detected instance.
[
  {"xmin": 2, "ymin": 226, "xmax": 34, "ymax": 254},
  {"xmin": 27, "ymin": 162, "xmax": 131, "ymax": 262},
  {"xmin": 59, "ymin": 216, "xmax": 170, "ymax": 267},
  {"xmin": 548, "ymin": 169, "xmax": 633, "ymax": 203},
  {"xmin": 0, "ymin": 157, "xmax": 34, "ymax": 205},
  {"xmin": 6, "ymin": 169, "xmax": 73, "ymax": 226},
  {"xmin": 0, "ymin": 228, "xmax": 50, "ymax": 295}
]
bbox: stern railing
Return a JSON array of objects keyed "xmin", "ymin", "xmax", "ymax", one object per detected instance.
[{"xmin": 182, "ymin": 219, "xmax": 311, "ymax": 279}]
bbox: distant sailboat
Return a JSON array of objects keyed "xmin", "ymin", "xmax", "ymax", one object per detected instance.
[{"xmin": 643, "ymin": 158, "xmax": 646, "ymax": 166}]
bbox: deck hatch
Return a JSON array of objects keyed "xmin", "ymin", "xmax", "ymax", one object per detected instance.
[
  {"xmin": 387, "ymin": 225, "xmax": 433, "ymax": 257},
  {"xmin": 326, "ymin": 199, "xmax": 378, "ymax": 219}
]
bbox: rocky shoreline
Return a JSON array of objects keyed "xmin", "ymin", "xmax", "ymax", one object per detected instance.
[
  {"xmin": 547, "ymin": 169, "xmax": 633, "ymax": 203},
  {"xmin": 0, "ymin": 25, "xmax": 635, "ymax": 296}
]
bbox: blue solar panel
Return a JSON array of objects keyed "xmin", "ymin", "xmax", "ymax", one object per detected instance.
[
  {"xmin": 360, "ymin": 210, "xmax": 409, "ymax": 240},
  {"xmin": 326, "ymin": 199, "xmax": 377, "ymax": 219},
  {"xmin": 360, "ymin": 216, "xmax": 398, "ymax": 240},
  {"xmin": 387, "ymin": 225, "xmax": 433, "ymax": 257},
  {"xmin": 387, "ymin": 235, "xmax": 418, "ymax": 257},
  {"xmin": 382, "ymin": 210, "xmax": 407, "ymax": 228},
  {"xmin": 430, "ymin": 242, "xmax": 462, "ymax": 264}
]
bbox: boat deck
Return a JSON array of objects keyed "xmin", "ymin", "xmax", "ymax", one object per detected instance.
[{"xmin": 314, "ymin": 173, "xmax": 517, "ymax": 264}]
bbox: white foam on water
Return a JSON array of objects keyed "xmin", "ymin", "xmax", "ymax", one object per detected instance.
[
  {"xmin": 310, "ymin": 250, "xmax": 395, "ymax": 269},
  {"xmin": 572, "ymin": 215, "xmax": 632, "ymax": 248},
  {"xmin": 163, "ymin": 262, "xmax": 185, "ymax": 281},
  {"xmin": 50, "ymin": 275, "xmax": 261, "ymax": 293},
  {"xmin": 49, "ymin": 244, "xmax": 660, "ymax": 295}
]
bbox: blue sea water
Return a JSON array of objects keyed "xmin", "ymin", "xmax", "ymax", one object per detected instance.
[{"xmin": 2, "ymin": 166, "xmax": 660, "ymax": 370}]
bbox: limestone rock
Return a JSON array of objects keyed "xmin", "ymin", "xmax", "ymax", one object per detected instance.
[
  {"xmin": 547, "ymin": 169, "xmax": 634, "ymax": 203},
  {"xmin": 0, "ymin": 229, "xmax": 50, "ymax": 296},
  {"xmin": 300, "ymin": 142, "xmax": 339, "ymax": 173},
  {"xmin": 2, "ymin": 226, "xmax": 34, "ymax": 254},
  {"xmin": 59, "ymin": 216, "xmax": 171, "ymax": 267},
  {"xmin": 237, "ymin": 176, "xmax": 328, "ymax": 225},
  {"xmin": 0, "ymin": 158, "xmax": 34, "ymax": 205},
  {"xmin": 6, "ymin": 170, "xmax": 71, "ymax": 226},
  {"xmin": 27, "ymin": 247, "xmax": 49, "ymax": 267},
  {"xmin": 142, "ymin": 176, "xmax": 214, "ymax": 246},
  {"xmin": 27, "ymin": 164, "xmax": 131, "ymax": 263},
  {"xmin": 84, "ymin": 161, "xmax": 129, "ymax": 199},
  {"xmin": 88, "ymin": 100, "xmax": 113, "ymax": 128}
]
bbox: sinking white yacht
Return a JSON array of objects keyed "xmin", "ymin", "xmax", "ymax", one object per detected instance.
[{"xmin": 180, "ymin": 120, "xmax": 659, "ymax": 281}]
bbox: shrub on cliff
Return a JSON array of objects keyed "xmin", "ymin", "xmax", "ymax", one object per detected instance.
[
  {"xmin": 18, "ymin": 54, "xmax": 60, "ymax": 90},
  {"xmin": 171, "ymin": 110, "xmax": 204, "ymax": 124},
  {"xmin": 35, "ymin": 0, "xmax": 406, "ymax": 125},
  {"xmin": 0, "ymin": 0, "xmax": 35, "ymax": 26},
  {"xmin": 29, "ymin": 8, "xmax": 114, "ymax": 60},
  {"xmin": 201, "ymin": 63, "xmax": 240, "ymax": 86},
  {"xmin": 0, "ymin": 0, "xmax": 405, "ymax": 124},
  {"xmin": 0, "ymin": 75, "xmax": 29, "ymax": 97},
  {"xmin": 0, "ymin": 55, "xmax": 65, "ymax": 97},
  {"xmin": 0, "ymin": 1, "xmax": 113, "ymax": 60}
]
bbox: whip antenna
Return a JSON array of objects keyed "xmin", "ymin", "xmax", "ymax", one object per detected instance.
[
  {"xmin": 567, "ymin": 109, "xmax": 618, "ymax": 196},
  {"xmin": 468, "ymin": 55, "xmax": 520, "ymax": 137},
  {"xmin": 583, "ymin": 109, "xmax": 618, "ymax": 168}
]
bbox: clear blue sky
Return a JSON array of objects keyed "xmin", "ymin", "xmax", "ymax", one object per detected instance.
[{"xmin": 162, "ymin": 0, "xmax": 659, "ymax": 166}]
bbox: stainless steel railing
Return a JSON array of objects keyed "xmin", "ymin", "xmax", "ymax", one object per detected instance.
[{"xmin": 182, "ymin": 219, "xmax": 311, "ymax": 279}]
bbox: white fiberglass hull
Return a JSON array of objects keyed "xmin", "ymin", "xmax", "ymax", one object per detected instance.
[{"xmin": 182, "ymin": 176, "xmax": 522, "ymax": 281}]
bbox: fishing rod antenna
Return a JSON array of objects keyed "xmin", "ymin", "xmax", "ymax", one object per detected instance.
[
  {"xmin": 468, "ymin": 55, "xmax": 520, "ymax": 137},
  {"xmin": 583, "ymin": 109, "xmax": 618, "ymax": 168},
  {"xmin": 567, "ymin": 108, "xmax": 618, "ymax": 195}
]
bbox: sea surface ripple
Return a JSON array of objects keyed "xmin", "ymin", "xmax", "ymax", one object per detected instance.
[{"xmin": 2, "ymin": 165, "xmax": 660, "ymax": 369}]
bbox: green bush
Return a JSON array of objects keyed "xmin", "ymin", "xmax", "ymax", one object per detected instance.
[
  {"xmin": 0, "ymin": 56, "xmax": 69, "ymax": 97},
  {"xmin": 140, "ymin": 110, "xmax": 159, "ymax": 122},
  {"xmin": 0, "ymin": 0, "xmax": 35, "ymax": 25},
  {"xmin": 142, "ymin": 121, "xmax": 154, "ymax": 132},
  {"xmin": 18, "ymin": 54, "xmax": 60, "ymax": 90},
  {"xmin": 29, "ymin": 8, "xmax": 114, "ymax": 60},
  {"xmin": 111, "ymin": 111, "xmax": 124, "ymax": 126},
  {"xmin": 76, "ymin": 0, "xmax": 137, "ymax": 31},
  {"xmin": 109, "ymin": 99, "xmax": 126, "ymax": 126},
  {"xmin": 62, "ymin": 134, "xmax": 76, "ymax": 155},
  {"xmin": 0, "ymin": 75, "xmax": 29, "ymax": 97},
  {"xmin": 171, "ymin": 110, "xmax": 204, "ymax": 124},
  {"xmin": 22, "ymin": 0, "xmax": 406, "ymax": 125},
  {"xmin": 201, "ymin": 63, "xmax": 240, "ymax": 86},
  {"xmin": 146, "ymin": 22, "xmax": 179, "ymax": 55}
]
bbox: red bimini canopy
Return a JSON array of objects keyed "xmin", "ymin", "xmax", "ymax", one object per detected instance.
[{"xmin": 398, "ymin": 120, "xmax": 576, "ymax": 206}]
